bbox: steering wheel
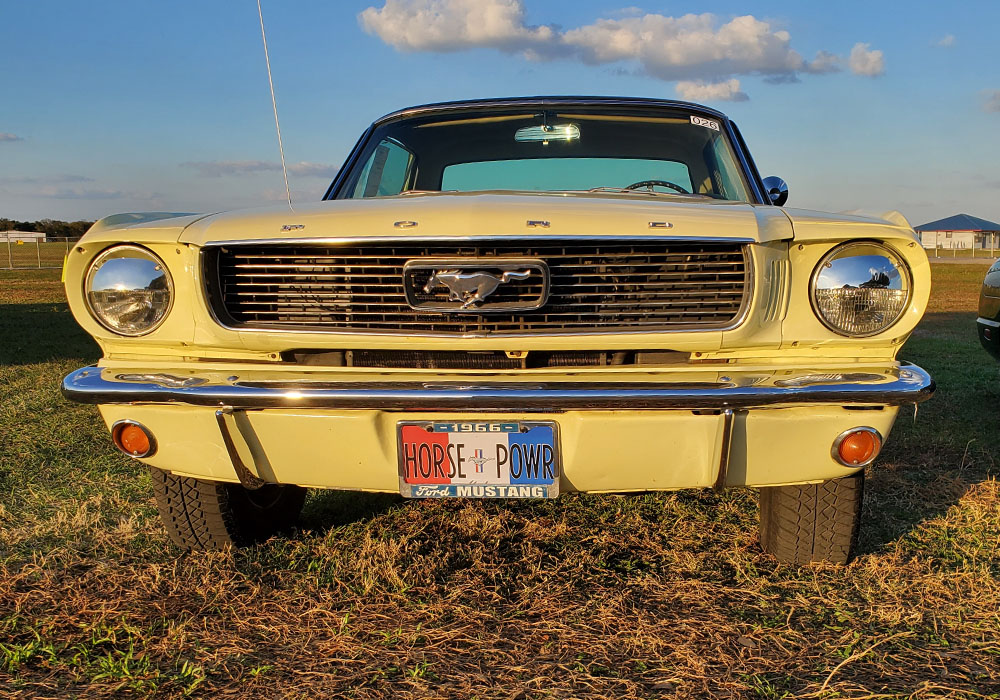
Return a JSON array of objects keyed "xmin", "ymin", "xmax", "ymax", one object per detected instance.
[{"xmin": 624, "ymin": 179, "xmax": 689, "ymax": 194}]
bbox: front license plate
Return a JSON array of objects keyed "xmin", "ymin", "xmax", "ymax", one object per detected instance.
[{"xmin": 397, "ymin": 421, "xmax": 560, "ymax": 499}]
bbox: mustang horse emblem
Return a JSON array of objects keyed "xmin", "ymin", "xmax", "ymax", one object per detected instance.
[{"xmin": 424, "ymin": 269, "xmax": 533, "ymax": 309}]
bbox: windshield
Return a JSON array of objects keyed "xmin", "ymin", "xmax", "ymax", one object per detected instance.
[{"xmin": 335, "ymin": 107, "xmax": 753, "ymax": 202}]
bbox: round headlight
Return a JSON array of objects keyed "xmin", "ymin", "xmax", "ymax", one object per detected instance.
[
  {"xmin": 85, "ymin": 245, "xmax": 173, "ymax": 336},
  {"xmin": 810, "ymin": 242, "xmax": 911, "ymax": 337}
]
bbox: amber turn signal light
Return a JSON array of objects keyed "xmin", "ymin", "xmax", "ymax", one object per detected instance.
[
  {"xmin": 832, "ymin": 427, "xmax": 882, "ymax": 467},
  {"xmin": 111, "ymin": 420, "xmax": 157, "ymax": 458}
]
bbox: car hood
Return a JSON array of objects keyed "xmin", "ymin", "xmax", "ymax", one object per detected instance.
[
  {"xmin": 176, "ymin": 191, "xmax": 795, "ymax": 246},
  {"xmin": 778, "ymin": 207, "xmax": 916, "ymax": 242}
]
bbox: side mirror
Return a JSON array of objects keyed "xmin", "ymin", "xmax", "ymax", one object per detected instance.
[{"xmin": 762, "ymin": 176, "xmax": 788, "ymax": 206}]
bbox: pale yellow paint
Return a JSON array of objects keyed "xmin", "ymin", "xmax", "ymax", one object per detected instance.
[
  {"xmin": 97, "ymin": 403, "xmax": 896, "ymax": 491},
  {"xmin": 69, "ymin": 194, "xmax": 930, "ymax": 492}
]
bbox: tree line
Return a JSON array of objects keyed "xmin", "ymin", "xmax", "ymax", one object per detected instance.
[{"xmin": 0, "ymin": 218, "xmax": 95, "ymax": 240}]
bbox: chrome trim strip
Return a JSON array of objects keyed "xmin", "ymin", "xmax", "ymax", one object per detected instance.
[
  {"xmin": 215, "ymin": 408, "xmax": 267, "ymax": 489},
  {"xmin": 324, "ymin": 124, "xmax": 373, "ymax": 200},
  {"xmin": 726, "ymin": 120, "xmax": 768, "ymax": 205},
  {"xmin": 63, "ymin": 363, "xmax": 935, "ymax": 412},
  {"xmin": 201, "ymin": 235, "xmax": 757, "ymax": 247}
]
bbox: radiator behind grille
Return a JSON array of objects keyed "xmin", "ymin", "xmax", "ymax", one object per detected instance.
[{"xmin": 206, "ymin": 240, "xmax": 750, "ymax": 336}]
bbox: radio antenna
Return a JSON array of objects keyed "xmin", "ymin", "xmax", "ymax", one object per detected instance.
[{"xmin": 257, "ymin": 0, "xmax": 293, "ymax": 210}]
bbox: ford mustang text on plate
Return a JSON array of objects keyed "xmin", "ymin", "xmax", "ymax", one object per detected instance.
[{"xmin": 62, "ymin": 97, "xmax": 935, "ymax": 564}]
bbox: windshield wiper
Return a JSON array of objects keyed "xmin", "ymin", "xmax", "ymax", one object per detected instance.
[{"xmin": 585, "ymin": 186, "xmax": 714, "ymax": 198}]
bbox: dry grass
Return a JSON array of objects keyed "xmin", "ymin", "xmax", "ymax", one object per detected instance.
[{"xmin": 1, "ymin": 265, "xmax": 998, "ymax": 698}]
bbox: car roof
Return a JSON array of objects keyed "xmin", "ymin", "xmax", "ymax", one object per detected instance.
[{"xmin": 373, "ymin": 96, "xmax": 730, "ymax": 126}]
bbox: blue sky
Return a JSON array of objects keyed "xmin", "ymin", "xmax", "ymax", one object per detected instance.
[{"xmin": 1, "ymin": 0, "xmax": 998, "ymax": 227}]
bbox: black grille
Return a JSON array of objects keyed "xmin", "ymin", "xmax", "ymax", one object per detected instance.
[
  {"xmin": 349, "ymin": 350, "xmax": 607, "ymax": 369},
  {"xmin": 206, "ymin": 240, "xmax": 749, "ymax": 335}
]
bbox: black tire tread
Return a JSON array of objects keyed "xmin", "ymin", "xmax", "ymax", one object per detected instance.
[
  {"xmin": 149, "ymin": 467, "xmax": 305, "ymax": 550},
  {"xmin": 759, "ymin": 472, "xmax": 863, "ymax": 565}
]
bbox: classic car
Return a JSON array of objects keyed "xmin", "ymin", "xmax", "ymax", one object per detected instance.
[
  {"xmin": 62, "ymin": 96, "xmax": 935, "ymax": 564},
  {"xmin": 977, "ymin": 259, "xmax": 1000, "ymax": 359}
]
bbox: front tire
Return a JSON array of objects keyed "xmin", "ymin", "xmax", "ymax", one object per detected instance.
[
  {"xmin": 758, "ymin": 472, "xmax": 864, "ymax": 565},
  {"xmin": 150, "ymin": 467, "xmax": 306, "ymax": 550}
]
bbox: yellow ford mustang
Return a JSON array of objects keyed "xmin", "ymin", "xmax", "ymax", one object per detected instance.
[{"xmin": 62, "ymin": 97, "xmax": 934, "ymax": 564}]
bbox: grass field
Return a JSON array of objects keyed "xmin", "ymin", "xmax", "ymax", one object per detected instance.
[
  {"xmin": 0, "ymin": 241, "xmax": 73, "ymax": 271},
  {"xmin": 1, "ymin": 265, "xmax": 998, "ymax": 698}
]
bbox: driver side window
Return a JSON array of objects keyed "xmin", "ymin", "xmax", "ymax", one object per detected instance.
[{"xmin": 351, "ymin": 138, "xmax": 415, "ymax": 197}]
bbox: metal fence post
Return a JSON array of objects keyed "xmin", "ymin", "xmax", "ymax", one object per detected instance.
[{"xmin": 5, "ymin": 233, "xmax": 11, "ymax": 269}]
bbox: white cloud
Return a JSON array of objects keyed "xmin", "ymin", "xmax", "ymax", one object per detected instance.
[
  {"xmin": 562, "ymin": 13, "xmax": 808, "ymax": 81},
  {"xmin": 0, "ymin": 133, "xmax": 23, "ymax": 142},
  {"xmin": 182, "ymin": 160, "xmax": 337, "ymax": 178},
  {"xmin": 254, "ymin": 186, "xmax": 327, "ymax": 203},
  {"xmin": 0, "ymin": 174, "xmax": 93, "ymax": 186},
  {"xmin": 983, "ymin": 90, "xmax": 1000, "ymax": 113},
  {"xmin": 848, "ymin": 42, "xmax": 885, "ymax": 76},
  {"xmin": 182, "ymin": 160, "xmax": 277, "ymax": 176},
  {"xmin": 359, "ymin": 2, "xmax": 878, "ymax": 98},
  {"xmin": 359, "ymin": 0, "xmax": 556, "ymax": 54},
  {"xmin": 607, "ymin": 6, "xmax": 644, "ymax": 19},
  {"xmin": 805, "ymin": 50, "xmax": 840, "ymax": 74},
  {"xmin": 287, "ymin": 162, "xmax": 339, "ymax": 177},
  {"xmin": 934, "ymin": 34, "xmax": 956, "ymax": 48},
  {"xmin": 35, "ymin": 187, "xmax": 126, "ymax": 200},
  {"xmin": 676, "ymin": 79, "xmax": 748, "ymax": 102}
]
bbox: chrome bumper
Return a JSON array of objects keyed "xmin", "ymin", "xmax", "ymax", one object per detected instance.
[{"xmin": 62, "ymin": 363, "xmax": 934, "ymax": 411}]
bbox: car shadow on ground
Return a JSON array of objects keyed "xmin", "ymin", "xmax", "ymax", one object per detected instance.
[
  {"xmin": 856, "ymin": 309, "xmax": 999, "ymax": 557},
  {"xmin": 859, "ymin": 462, "xmax": 995, "ymax": 558},
  {"xmin": 300, "ymin": 489, "xmax": 404, "ymax": 532},
  {"xmin": 858, "ymin": 400, "xmax": 999, "ymax": 558},
  {"xmin": 0, "ymin": 302, "xmax": 98, "ymax": 365}
]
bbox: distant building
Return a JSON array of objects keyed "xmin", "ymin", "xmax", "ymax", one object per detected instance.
[
  {"xmin": 914, "ymin": 214, "xmax": 1000, "ymax": 251},
  {"xmin": 2, "ymin": 230, "xmax": 47, "ymax": 243}
]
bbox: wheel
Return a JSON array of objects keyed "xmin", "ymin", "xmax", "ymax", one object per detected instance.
[
  {"xmin": 149, "ymin": 467, "xmax": 306, "ymax": 550},
  {"xmin": 758, "ymin": 472, "xmax": 864, "ymax": 565}
]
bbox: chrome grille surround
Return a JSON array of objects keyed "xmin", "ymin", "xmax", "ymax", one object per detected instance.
[{"xmin": 204, "ymin": 237, "xmax": 752, "ymax": 336}]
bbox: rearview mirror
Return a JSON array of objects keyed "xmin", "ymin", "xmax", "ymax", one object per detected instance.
[{"xmin": 514, "ymin": 124, "xmax": 580, "ymax": 143}]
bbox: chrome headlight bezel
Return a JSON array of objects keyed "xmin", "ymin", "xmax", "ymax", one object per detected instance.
[
  {"xmin": 84, "ymin": 244, "xmax": 174, "ymax": 336},
  {"xmin": 809, "ymin": 241, "xmax": 912, "ymax": 338}
]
